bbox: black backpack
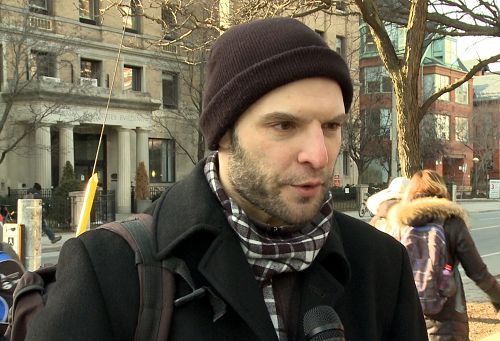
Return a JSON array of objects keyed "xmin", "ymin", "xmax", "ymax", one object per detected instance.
[{"xmin": 3, "ymin": 214, "xmax": 176, "ymax": 340}]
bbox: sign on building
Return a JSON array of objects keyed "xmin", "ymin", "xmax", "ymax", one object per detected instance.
[{"xmin": 488, "ymin": 179, "xmax": 500, "ymax": 199}]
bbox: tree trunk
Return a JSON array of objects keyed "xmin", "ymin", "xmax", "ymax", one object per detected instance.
[{"xmin": 395, "ymin": 79, "xmax": 422, "ymax": 177}]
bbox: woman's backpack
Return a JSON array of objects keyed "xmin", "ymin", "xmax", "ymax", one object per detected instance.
[{"xmin": 400, "ymin": 222, "xmax": 456, "ymax": 315}]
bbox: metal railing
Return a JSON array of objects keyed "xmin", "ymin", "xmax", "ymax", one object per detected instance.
[{"xmin": 2, "ymin": 188, "xmax": 115, "ymax": 230}]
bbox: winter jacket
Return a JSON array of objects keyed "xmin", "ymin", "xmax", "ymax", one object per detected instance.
[
  {"xmin": 26, "ymin": 161, "xmax": 427, "ymax": 341},
  {"xmin": 387, "ymin": 197, "xmax": 500, "ymax": 341}
]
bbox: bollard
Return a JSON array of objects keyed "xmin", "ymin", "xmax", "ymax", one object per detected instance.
[{"xmin": 17, "ymin": 199, "xmax": 42, "ymax": 271}]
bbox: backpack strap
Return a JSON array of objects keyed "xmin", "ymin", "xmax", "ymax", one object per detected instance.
[{"xmin": 100, "ymin": 213, "xmax": 174, "ymax": 341}]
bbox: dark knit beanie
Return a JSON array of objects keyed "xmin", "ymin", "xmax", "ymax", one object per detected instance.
[{"xmin": 199, "ymin": 17, "xmax": 353, "ymax": 150}]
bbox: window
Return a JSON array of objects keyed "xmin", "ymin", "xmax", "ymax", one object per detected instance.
[
  {"xmin": 29, "ymin": 0, "xmax": 50, "ymax": 15},
  {"xmin": 362, "ymin": 66, "xmax": 392, "ymax": 93},
  {"xmin": 162, "ymin": 72, "xmax": 178, "ymax": 109},
  {"xmin": 79, "ymin": 0, "xmax": 99, "ymax": 24},
  {"xmin": 123, "ymin": 65, "xmax": 141, "ymax": 91},
  {"xmin": 423, "ymin": 74, "xmax": 450, "ymax": 101},
  {"xmin": 161, "ymin": 6, "xmax": 177, "ymax": 40},
  {"xmin": 336, "ymin": 36, "xmax": 345, "ymax": 57},
  {"xmin": 30, "ymin": 51, "xmax": 56, "ymax": 78},
  {"xmin": 435, "ymin": 114, "xmax": 450, "ymax": 140},
  {"xmin": 455, "ymin": 117, "xmax": 468, "ymax": 142},
  {"xmin": 335, "ymin": 1, "xmax": 346, "ymax": 12},
  {"xmin": 431, "ymin": 39, "xmax": 444, "ymax": 61},
  {"xmin": 361, "ymin": 26, "xmax": 376, "ymax": 55},
  {"xmin": 123, "ymin": 0, "xmax": 140, "ymax": 33},
  {"xmin": 455, "ymin": 81, "xmax": 469, "ymax": 104},
  {"xmin": 149, "ymin": 139, "xmax": 175, "ymax": 183},
  {"xmin": 342, "ymin": 151, "xmax": 350, "ymax": 176},
  {"xmin": 362, "ymin": 108, "xmax": 392, "ymax": 137},
  {"xmin": 0, "ymin": 44, "xmax": 3, "ymax": 92},
  {"xmin": 80, "ymin": 59, "xmax": 101, "ymax": 86}
]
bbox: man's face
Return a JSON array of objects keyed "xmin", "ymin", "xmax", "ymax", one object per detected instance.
[{"xmin": 218, "ymin": 77, "xmax": 346, "ymax": 227}]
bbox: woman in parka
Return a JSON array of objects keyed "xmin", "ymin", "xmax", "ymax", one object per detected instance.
[{"xmin": 387, "ymin": 169, "xmax": 500, "ymax": 340}]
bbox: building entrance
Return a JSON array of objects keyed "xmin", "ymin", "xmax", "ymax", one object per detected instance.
[{"xmin": 74, "ymin": 134, "xmax": 107, "ymax": 190}]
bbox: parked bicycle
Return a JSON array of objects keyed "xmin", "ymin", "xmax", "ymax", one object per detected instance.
[{"xmin": 358, "ymin": 191, "xmax": 375, "ymax": 218}]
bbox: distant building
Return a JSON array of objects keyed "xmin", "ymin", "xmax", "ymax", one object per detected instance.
[
  {"xmin": 472, "ymin": 71, "xmax": 500, "ymax": 192},
  {"xmin": 359, "ymin": 25, "xmax": 474, "ymax": 193}
]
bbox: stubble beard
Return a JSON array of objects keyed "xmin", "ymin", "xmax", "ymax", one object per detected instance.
[{"xmin": 227, "ymin": 134, "xmax": 332, "ymax": 226}]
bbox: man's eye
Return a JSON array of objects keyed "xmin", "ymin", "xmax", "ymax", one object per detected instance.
[
  {"xmin": 274, "ymin": 122, "xmax": 294, "ymax": 130},
  {"xmin": 323, "ymin": 122, "xmax": 341, "ymax": 130}
]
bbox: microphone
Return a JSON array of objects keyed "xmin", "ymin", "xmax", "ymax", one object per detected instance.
[{"xmin": 303, "ymin": 305, "xmax": 345, "ymax": 341}]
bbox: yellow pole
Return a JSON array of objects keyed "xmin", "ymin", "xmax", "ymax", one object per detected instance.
[{"xmin": 76, "ymin": 174, "xmax": 99, "ymax": 236}]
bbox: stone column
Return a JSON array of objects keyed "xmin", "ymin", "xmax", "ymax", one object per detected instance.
[
  {"xmin": 136, "ymin": 128, "xmax": 149, "ymax": 175},
  {"xmin": 35, "ymin": 125, "xmax": 52, "ymax": 188},
  {"xmin": 116, "ymin": 127, "xmax": 131, "ymax": 215},
  {"xmin": 59, "ymin": 123, "xmax": 75, "ymax": 177}
]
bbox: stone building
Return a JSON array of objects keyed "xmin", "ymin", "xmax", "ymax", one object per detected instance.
[{"xmin": 0, "ymin": 0, "xmax": 360, "ymax": 216}]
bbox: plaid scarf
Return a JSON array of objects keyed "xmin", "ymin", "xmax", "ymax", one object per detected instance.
[{"xmin": 204, "ymin": 153, "xmax": 332, "ymax": 340}]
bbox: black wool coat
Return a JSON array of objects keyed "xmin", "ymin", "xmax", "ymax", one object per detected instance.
[{"xmin": 26, "ymin": 161, "xmax": 427, "ymax": 341}]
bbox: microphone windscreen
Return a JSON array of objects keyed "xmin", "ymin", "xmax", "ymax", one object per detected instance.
[{"xmin": 303, "ymin": 305, "xmax": 345, "ymax": 341}]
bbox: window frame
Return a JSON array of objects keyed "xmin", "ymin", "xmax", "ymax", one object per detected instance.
[
  {"xmin": 363, "ymin": 66, "xmax": 392, "ymax": 94},
  {"xmin": 435, "ymin": 114, "xmax": 450, "ymax": 140},
  {"xmin": 79, "ymin": 0, "xmax": 99, "ymax": 24},
  {"xmin": 336, "ymin": 36, "xmax": 346, "ymax": 57},
  {"xmin": 455, "ymin": 117, "xmax": 469, "ymax": 142},
  {"xmin": 423, "ymin": 74, "xmax": 450, "ymax": 101},
  {"xmin": 455, "ymin": 81, "xmax": 469, "ymax": 105},
  {"xmin": 162, "ymin": 72, "xmax": 178, "ymax": 109},
  {"xmin": 123, "ymin": 0, "xmax": 140, "ymax": 33},
  {"xmin": 30, "ymin": 50, "xmax": 56, "ymax": 78},
  {"xmin": 29, "ymin": 0, "xmax": 50, "ymax": 15},
  {"xmin": 80, "ymin": 58, "xmax": 102, "ymax": 86},
  {"xmin": 149, "ymin": 138, "xmax": 176, "ymax": 183},
  {"xmin": 123, "ymin": 64, "xmax": 142, "ymax": 91}
]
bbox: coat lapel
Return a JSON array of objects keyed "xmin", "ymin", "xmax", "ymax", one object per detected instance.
[{"xmin": 198, "ymin": 226, "xmax": 279, "ymax": 341}]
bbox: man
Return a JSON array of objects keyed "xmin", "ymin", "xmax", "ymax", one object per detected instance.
[
  {"xmin": 27, "ymin": 183, "xmax": 62, "ymax": 244},
  {"xmin": 26, "ymin": 18, "xmax": 427, "ymax": 340}
]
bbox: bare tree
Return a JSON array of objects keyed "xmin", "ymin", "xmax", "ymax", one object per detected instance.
[
  {"xmin": 343, "ymin": 91, "xmax": 392, "ymax": 183},
  {"xmin": 354, "ymin": 0, "xmax": 500, "ymax": 176}
]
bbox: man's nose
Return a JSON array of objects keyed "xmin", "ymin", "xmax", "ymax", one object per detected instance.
[{"xmin": 297, "ymin": 126, "xmax": 329, "ymax": 169}]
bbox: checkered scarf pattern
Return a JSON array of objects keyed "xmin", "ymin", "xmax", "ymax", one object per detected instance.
[{"xmin": 204, "ymin": 153, "xmax": 332, "ymax": 340}]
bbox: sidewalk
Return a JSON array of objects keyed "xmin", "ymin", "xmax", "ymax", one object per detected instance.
[
  {"xmin": 41, "ymin": 231, "xmax": 75, "ymax": 253},
  {"xmin": 342, "ymin": 198, "xmax": 500, "ymax": 219}
]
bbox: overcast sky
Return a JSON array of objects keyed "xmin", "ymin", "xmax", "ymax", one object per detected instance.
[{"xmin": 457, "ymin": 36, "xmax": 500, "ymax": 71}]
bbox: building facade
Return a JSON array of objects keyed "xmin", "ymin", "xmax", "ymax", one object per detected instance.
[
  {"xmin": 472, "ymin": 71, "xmax": 500, "ymax": 194},
  {"xmin": 0, "ymin": 0, "xmax": 200, "ymax": 215},
  {"xmin": 1, "ymin": 1, "xmax": 360, "ymax": 215},
  {"xmin": 359, "ymin": 25, "xmax": 474, "ymax": 192}
]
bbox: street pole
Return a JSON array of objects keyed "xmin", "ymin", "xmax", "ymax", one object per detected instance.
[
  {"xmin": 390, "ymin": 88, "xmax": 398, "ymax": 180},
  {"xmin": 472, "ymin": 157, "xmax": 479, "ymax": 197},
  {"xmin": 460, "ymin": 162, "xmax": 467, "ymax": 199}
]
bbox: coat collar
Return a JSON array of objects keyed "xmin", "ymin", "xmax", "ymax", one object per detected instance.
[
  {"xmin": 149, "ymin": 160, "xmax": 351, "ymax": 339},
  {"xmin": 387, "ymin": 196, "xmax": 469, "ymax": 228}
]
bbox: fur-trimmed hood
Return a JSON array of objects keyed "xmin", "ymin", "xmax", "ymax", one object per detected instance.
[{"xmin": 387, "ymin": 197, "xmax": 469, "ymax": 228}]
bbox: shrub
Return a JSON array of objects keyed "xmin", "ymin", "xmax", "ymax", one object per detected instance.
[{"xmin": 135, "ymin": 162, "xmax": 150, "ymax": 200}]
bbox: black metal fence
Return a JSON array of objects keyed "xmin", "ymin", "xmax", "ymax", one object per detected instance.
[
  {"xmin": 1, "ymin": 188, "xmax": 115, "ymax": 231},
  {"xmin": 330, "ymin": 186, "xmax": 358, "ymax": 211}
]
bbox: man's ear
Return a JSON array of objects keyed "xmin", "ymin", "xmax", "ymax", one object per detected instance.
[{"xmin": 218, "ymin": 130, "xmax": 232, "ymax": 151}]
